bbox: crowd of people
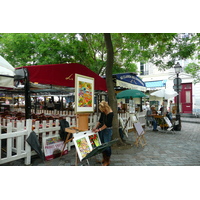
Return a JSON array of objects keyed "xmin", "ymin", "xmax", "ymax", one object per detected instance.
[{"xmin": 31, "ymin": 98, "xmax": 75, "ymax": 111}]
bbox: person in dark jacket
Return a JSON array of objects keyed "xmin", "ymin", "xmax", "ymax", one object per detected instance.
[{"xmin": 92, "ymin": 101, "xmax": 113, "ymax": 166}]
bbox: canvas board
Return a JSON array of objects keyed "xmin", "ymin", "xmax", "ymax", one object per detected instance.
[
  {"xmin": 75, "ymin": 74, "xmax": 94, "ymax": 113},
  {"xmin": 133, "ymin": 122, "xmax": 144, "ymax": 136},
  {"xmin": 73, "ymin": 131, "xmax": 101, "ymax": 161}
]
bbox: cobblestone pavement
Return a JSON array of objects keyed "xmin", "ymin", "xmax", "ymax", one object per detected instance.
[
  {"xmin": 181, "ymin": 116, "xmax": 200, "ymax": 123},
  {"xmin": 2, "ymin": 119, "xmax": 200, "ymax": 166}
]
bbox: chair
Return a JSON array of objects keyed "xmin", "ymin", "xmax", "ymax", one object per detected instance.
[{"xmin": 133, "ymin": 122, "xmax": 147, "ymax": 147}]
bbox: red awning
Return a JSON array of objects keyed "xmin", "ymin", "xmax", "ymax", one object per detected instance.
[{"xmin": 17, "ymin": 63, "xmax": 107, "ymax": 91}]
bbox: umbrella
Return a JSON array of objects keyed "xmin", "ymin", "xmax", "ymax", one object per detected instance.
[
  {"xmin": 0, "ymin": 55, "xmax": 15, "ymax": 72},
  {"xmin": 151, "ymin": 89, "xmax": 178, "ymax": 99},
  {"xmin": 0, "ymin": 55, "xmax": 15, "ymax": 88},
  {"xmin": 26, "ymin": 131, "xmax": 45, "ymax": 161},
  {"xmin": 116, "ymin": 89, "xmax": 147, "ymax": 99}
]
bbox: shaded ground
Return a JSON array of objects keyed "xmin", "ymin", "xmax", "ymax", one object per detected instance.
[{"xmin": 1, "ymin": 121, "xmax": 200, "ymax": 166}]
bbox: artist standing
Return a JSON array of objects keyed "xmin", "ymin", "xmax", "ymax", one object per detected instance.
[{"xmin": 93, "ymin": 101, "xmax": 113, "ymax": 166}]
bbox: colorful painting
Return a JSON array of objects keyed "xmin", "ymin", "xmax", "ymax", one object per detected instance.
[
  {"xmin": 75, "ymin": 137, "xmax": 91, "ymax": 159},
  {"xmin": 78, "ymin": 81, "xmax": 92, "ymax": 107},
  {"xmin": 89, "ymin": 133, "xmax": 101, "ymax": 149},
  {"xmin": 75, "ymin": 74, "xmax": 94, "ymax": 113},
  {"xmin": 43, "ymin": 136, "xmax": 68, "ymax": 161}
]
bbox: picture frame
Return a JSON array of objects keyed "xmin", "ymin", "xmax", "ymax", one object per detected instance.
[
  {"xmin": 75, "ymin": 74, "xmax": 94, "ymax": 113},
  {"xmin": 73, "ymin": 134, "xmax": 92, "ymax": 161},
  {"xmin": 73, "ymin": 131, "xmax": 101, "ymax": 161}
]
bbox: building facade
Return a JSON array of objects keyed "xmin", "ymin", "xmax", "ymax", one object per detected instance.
[{"xmin": 137, "ymin": 61, "xmax": 200, "ymax": 115}]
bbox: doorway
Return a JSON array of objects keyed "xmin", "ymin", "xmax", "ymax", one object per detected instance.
[{"xmin": 179, "ymin": 83, "xmax": 193, "ymax": 113}]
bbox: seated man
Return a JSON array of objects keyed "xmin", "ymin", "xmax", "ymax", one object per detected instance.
[{"xmin": 146, "ymin": 105, "xmax": 158, "ymax": 131}]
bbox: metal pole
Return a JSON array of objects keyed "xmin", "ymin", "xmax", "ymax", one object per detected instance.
[
  {"xmin": 24, "ymin": 68, "xmax": 32, "ymax": 119},
  {"xmin": 176, "ymin": 73, "xmax": 181, "ymax": 131}
]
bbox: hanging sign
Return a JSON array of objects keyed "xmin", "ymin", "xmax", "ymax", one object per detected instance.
[{"xmin": 173, "ymin": 78, "xmax": 182, "ymax": 85}]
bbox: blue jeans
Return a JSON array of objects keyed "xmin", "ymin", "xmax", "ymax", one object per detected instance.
[
  {"xmin": 152, "ymin": 118, "xmax": 157, "ymax": 130},
  {"xmin": 99, "ymin": 128, "xmax": 112, "ymax": 157}
]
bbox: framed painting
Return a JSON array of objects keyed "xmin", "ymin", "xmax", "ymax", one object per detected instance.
[
  {"xmin": 73, "ymin": 135, "xmax": 92, "ymax": 161},
  {"xmin": 88, "ymin": 132, "xmax": 101, "ymax": 149},
  {"xmin": 75, "ymin": 74, "xmax": 94, "ymax": 113},
  {"xmin": 73, "ymin": 131, "xmax": 102, "ymax": 161}
]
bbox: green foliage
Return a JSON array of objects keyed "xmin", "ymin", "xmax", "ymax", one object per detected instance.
[
  {"xmin": 1, "ymin": 33, "xmax": 200, "ymax": 80},
  {"xmin": 184, "ymin": 63, "xmax": 200, "ymax": 84}
]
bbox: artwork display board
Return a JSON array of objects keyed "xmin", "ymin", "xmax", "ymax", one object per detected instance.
[
  {"xmin": 73, "ymin": 131, "xmax": 101, "ymax": 161},
  {"xmin": 75, "ymin": 74, "xmax": 94, "ymax": 113},
  {"xmin": 129, "ymin": 99, "xmax": 135, "ymax": 114},
  {"xmin": 133, "ymin": 122, "xmax": 146, "ymax": 147},
  {"xmin": 43, "ymin": 136, "xmax": 68, "ymax": 161},
  {"xmin": 134, "ymin": 122, "xmax": 144, "ymax": 136}
]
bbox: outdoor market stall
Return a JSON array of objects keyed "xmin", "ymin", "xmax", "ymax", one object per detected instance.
[
  {"xmin": 14, "ymin": 63, "xmax": 107, "ymax": 119},
  {"xmin": 113, "ymin": 72, "xmax": 147, "ymax": 112},
  {"xmin": 1, "ymin": 63, "xmax": 107, "ymax": 165}
]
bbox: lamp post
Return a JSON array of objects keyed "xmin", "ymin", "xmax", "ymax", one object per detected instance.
[{"xmin": 174, "ymin": 62, "xmax": 182, "ymax": 131}]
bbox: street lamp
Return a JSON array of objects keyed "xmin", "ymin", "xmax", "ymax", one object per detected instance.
[{"xmin": 174, "ymin": 62, "xmax": 182, "ymax": 131}]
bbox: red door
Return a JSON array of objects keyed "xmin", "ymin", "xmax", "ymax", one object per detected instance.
[
  {"xmin": 180, "ymin": 83, "xmax": 193, "ymax": 113},
  {"xmin": 174, "ymin": 83, "xmax": 193, "ymax": 113}
]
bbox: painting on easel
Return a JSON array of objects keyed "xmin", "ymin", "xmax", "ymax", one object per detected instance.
[
  {"xmin": 74, "ymin": 136, "xmax": 92, "ymax": 161},
  {"xmin": 75, "ymin": 74, "xmax": 94, "ymax": 113},
  {"xmin": 88, "ymin": 133, "xmax": 101, "ymax": 149}
]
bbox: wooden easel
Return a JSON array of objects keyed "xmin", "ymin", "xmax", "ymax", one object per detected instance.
[
  {"xmin": 77, "ymin": 113, "xmax": 90, "ymax": 131},
  {"xmin": 133, "ymin": 122, "xmax": 146, "ymax": 147},
  {"xmin": 122, "ymin": 113, "xmax": 146, "ymax": 147},
  {"xmin": 60, "ymin": 113, "xmax": 90, "ymax": 158},
  {"xmin": 60, "ymin": 127, "xmax": 77, "ymax": 157},
  {"xmin": 75, "ymin": 113, "xmax": 90, "ymax": 165}
]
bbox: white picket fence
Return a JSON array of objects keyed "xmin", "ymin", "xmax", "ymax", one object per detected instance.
[
  {"xmin": 0, "ymin": 112, "xmax": 145, "ymax": 165},
  {"xmin": 0, "ymin": 114, "xmax": 98, "ymax": 165},
  {"xmin": 0, "ymin": 119, "xmax": 32, "ymax": 165}
]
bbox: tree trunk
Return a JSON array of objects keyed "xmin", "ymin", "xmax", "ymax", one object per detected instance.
[{"xmin": 104, "ymin": 33, "xmax": 123, "ymax": 144}]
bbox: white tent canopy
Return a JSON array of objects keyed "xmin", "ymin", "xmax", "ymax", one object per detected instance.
[
  {"xmin": 151, "ymin": 88, "xmax": 178, "ymax": 99},
  {"xmin": 0, "ymin": 55, "xmax": 15, "ymax": 88}
]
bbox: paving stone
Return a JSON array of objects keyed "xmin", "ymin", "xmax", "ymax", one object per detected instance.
[{"xmin": 2, "ymin": 121, "xmax": 200, "ymax": 166}]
